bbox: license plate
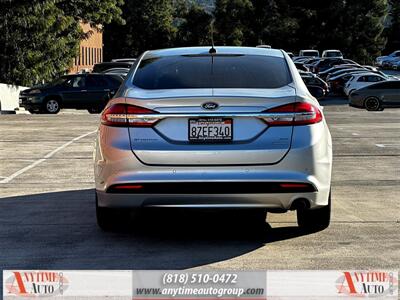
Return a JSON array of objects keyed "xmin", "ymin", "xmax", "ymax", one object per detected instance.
[{"xmin": 189, "ymin": 118, "xmax": 232, "ymax": 142}]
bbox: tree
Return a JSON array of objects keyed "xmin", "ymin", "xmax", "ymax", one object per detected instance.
[
  {"xmin": 322, "ymin": 0, "xmax": 387, "ymax": 63},
  {"xmin": 385, "ymin": 0, "xmax": 400, "ymax": 52},
  {"xmin": 175, "ymin": 1, "xmax": 213, "ymax": 47},
  {"xmin": 213, "ymin": 0, "xmax": 387, "ymax": 62},
  {"xmin": 103, "ymin": 0, "xmax": 176, "ymax": 60},
  {"xmin": 249, "ymin": 0, "xmax": 299, "ymax": 49},
  {"xmin": 0, "ymin": 0, "xmax": 124, "ymax": 86},
  {"xmin": 213, "ymin": 0, "xmax": 253, "ymax": 45}
]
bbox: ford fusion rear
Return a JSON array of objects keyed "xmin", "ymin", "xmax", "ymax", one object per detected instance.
[{"xmin": 94, "ymin": 47, "xmax": 332, "ymax": 231}]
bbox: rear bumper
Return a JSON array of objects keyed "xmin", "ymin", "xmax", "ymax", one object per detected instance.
[
  {"xmin": 96, "ymin": 189, "xmax": 324, "ymax": 210},
  {"xmin": 94, "ymin": 121, "xmax": 332, "ymax": 210}
]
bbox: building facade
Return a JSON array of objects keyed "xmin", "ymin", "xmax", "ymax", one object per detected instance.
[{"xmin": 69, "ymin": 23, "xmax": 103, "ymax": 74}]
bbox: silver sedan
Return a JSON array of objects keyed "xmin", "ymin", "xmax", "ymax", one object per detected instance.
[{"xmin": 94, "ymin": 46, "xmax": 333, "ymax": 231}]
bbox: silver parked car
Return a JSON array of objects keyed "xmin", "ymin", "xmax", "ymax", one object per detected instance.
[{"xmin": 94, "ymin": 47, "xmax": 333, "ymax": 231}]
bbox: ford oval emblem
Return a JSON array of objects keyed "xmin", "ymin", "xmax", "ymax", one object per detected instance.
[{"xmin": 202, "ymin": 102, "xmax": 219, "ymax": 110}]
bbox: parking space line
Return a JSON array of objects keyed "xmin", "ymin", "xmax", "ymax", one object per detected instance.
[
  {"xmin": 0, "ymin": 130, "xmax": 96, "ymax": 184},
  {"xmin": 376, "ymin": 144, "xmax": 400, "ymax": 148}
]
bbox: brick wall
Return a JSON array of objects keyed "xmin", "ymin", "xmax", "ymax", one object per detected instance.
[{"xmin": 69, "ymin": 23, "xmax": 103, "ymax": 74}]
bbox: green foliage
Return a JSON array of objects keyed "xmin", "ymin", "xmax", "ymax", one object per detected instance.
[
  {"xmin": 385, "ymin": 0, "xmax": 400, "ymax": 52},
  {"xmin": 175, "ymin": 1, "xmax": 213, "ymax": 47},
  {"xmin": 214, "ymin": 0, "xmax": 253, "ymax": 45},
  {"xmin": 103, "ymin": 0, "xmax": 176, "ymax": 60},
  {"xmin": 315, "ymin": 0, "xmax": 388, "ymax": 63},
  {"xmin": 1, "ymin": 0, "xmax": 393, "ymax": 86},
  {"xmin": 214, "ymin": 0, "xmax": 388, "ymax": 63},
  {"xmin": 0, "ymin": 0, "xmax": 124, "ymax": 86}
]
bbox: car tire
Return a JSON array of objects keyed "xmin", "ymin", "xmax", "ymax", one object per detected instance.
[
  {"xmin": 95, "ymin": 193, "xmax": 133, "ymax": 231},
  {"xmin": 297, "ymin": 191, "xmax": 331, "ymax": 231},
  {"xmin": 43, "ymin": 99, "xmax": 61, "ymax": 114},
  {"xmin": 364, "ymin": 97, "xmax": 381, "ymax": 111}
]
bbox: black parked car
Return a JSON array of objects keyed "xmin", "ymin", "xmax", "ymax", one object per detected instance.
[
  {"xmin": 349, "ymin": 81, "xmax": 400, "ymax": 111},
  {"xmin": 301, "ymin": 73, "xmax": 329, "ymax": 99},
  {"xmin": 294, "ymin": 62, "xmax": 310, "ymax": 72},
  {"xmin": 328, "ymin": 73, "xmax": 359, "ymax": 95},
  {"xmin": 312, "ymin": 58, "xmax": 357, "ymax": 73},
  {"xmin": 19, "ymin": 73, "xmax": 123, "ymax": 114}
]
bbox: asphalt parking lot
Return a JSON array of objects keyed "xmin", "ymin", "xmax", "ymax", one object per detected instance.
[{"xmin": 0, "ymin": 98, "xmax": 399, "ymax": 275}]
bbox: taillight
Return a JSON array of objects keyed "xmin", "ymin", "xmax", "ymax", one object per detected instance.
[
  {"xmin": 101, "ymin": 103, "xmax": 159, "ymax": 127},
  {"xmin": 263, "ymin": 102, "xmax": 323, "ymax": 126}
]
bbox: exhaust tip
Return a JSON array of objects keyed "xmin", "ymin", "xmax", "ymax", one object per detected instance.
[{"xmin": 290, "ymin": 198, "xmax": 310, "ymax": 211}]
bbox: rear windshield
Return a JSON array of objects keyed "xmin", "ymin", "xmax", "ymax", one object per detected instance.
[
  {"xmin": 93, "ymin": 63, "xmax": 132, "ymax": 73},
  {"xmin": 325, "ymin": 51, "xmax": 342, "ymax": 57},
  {"xmin": 132, "ymin": 55, "xmax": 292, "ymax": 89},
  {"xmin": 302, "ymin": 51, "xmax": 319, "ymax": 56}
]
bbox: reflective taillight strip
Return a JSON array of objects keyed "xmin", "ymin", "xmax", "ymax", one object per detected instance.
[{"xmin": 101, "ymin": 102, "xmax": 322, "ymax": 127}]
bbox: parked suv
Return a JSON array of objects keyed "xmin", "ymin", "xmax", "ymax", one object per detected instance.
[
  {"xmin": 19, "ymin": 73, "xmax": 123, "ymax": 114},
  {"xmin": 94, "ymin": 47, "xmax": 333, "ymax": 231},
  {"xmin": 322, "ymin": 50, "xmax": 343, "ymax": 59},
  {"xmin": 299, "ymin": 49, "xmax": 320, "ymax": 57}
]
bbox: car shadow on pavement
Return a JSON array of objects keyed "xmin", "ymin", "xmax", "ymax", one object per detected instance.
[
  {"xmin": 0, "ymin": 189, "xmax": 316, "ymax": 270},
  {"xmin": 319, "ymin": 97, "xmax": 349, "ymax": 106}
]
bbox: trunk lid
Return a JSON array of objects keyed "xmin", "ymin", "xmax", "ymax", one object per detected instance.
[{"xmin": 126, "ymin": 86, "xmax": 296, "ymax": 165}]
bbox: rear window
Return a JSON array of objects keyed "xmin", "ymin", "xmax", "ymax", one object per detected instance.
[
  {"xmin": 302, "ymin": 51, "xmax": 319, "ymax": 57},
  {"xmin": 93, "ymin": 62, "xmax": 132, "ymax": 73},
  {"xmin": 325, "ymin": 51, "xmax": 342, "ymax": 57},
  {"xmin": 132, "ymin": 55, "xmax": 291, "ymax": 89}
]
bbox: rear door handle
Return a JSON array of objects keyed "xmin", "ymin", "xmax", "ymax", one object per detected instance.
[
  {"xmin": 81, "ymin": 90, "xmax": 87, "ymax": 92},
  {"xmin": 104, "ymin": 89, "xmax": 111, "ymax": 92}
]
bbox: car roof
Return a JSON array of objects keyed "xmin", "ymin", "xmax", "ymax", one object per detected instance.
[
  {"xmin": 351, "ymin": 72, "xmax": 384, "ymax": 78},
  {"xmin": 143, "ymin": 46, "xmax": 284, "ymax": 58},
  {"xmin": 94, "ymin": 61, "xmax": 132, "ymax": 66},
  {"xmin": 332, "ymin": 67, "xmax": 362, "ymax": 74},
  {"xmin": 329, "ymin": 70, "xmax": 368, "ymax": 79},
  {"xmin": 103, "ymin": 68, "xmax": 130, "ymax": 71}
]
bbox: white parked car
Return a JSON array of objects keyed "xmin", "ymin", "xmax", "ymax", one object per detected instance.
[
  {"xmin": 322, "ymin": 50, "xmax": 343, "ymax": 59},
  {"xmin": 298, "ymin": 49, "xmax": 320, "ymax": 57},
  {"xmin": 344, "ymin": 73, "xmax": 388, "ymax": 96},
  {"xmin": 375, "ymin": 51, "xmax": 400, "ymax": 67}
]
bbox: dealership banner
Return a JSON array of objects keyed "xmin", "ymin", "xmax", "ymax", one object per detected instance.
[{"xmin": 3, "ymin": 270, "xmax": 398, "ymax": 299}]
